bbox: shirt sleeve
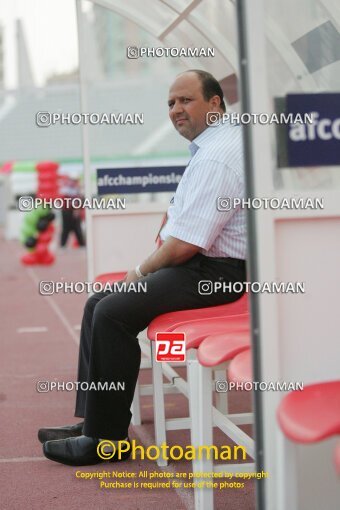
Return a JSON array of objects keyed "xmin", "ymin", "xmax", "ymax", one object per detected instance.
[{"xmin": 166, "ymin": 159, "xmax": 243, "ymax": 250}]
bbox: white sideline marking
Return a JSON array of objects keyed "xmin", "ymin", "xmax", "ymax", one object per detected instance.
[
  {"xmin": 0, "ymin": 457, "xmax": 46, "ymax": 463},
  {"xmin": 17, "ymin": 327, "xmax": 48, "ymax": 333},
  {"xmin": 26, "ymin": 268, "xmax": 79, "ymax": 346}
]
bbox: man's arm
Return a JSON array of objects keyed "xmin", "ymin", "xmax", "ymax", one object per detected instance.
[{"xmin": 125, "ymin": 236, "xmax": 200, "ymax": 283}]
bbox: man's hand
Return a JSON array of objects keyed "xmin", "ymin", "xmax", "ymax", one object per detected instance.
[
  {"xmin": 128, "ymin": 237, "xmax": 200, "ymax": 281},
  {"xmin": 124, "ymin": 269, "xmax": 140, "ymax": 284}
]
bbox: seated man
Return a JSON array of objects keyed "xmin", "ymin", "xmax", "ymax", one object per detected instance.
[{"xmin": 39, "ymin": 69, "xmax": 247, "ymax": 466}]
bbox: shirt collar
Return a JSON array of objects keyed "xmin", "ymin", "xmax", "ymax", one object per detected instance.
[{"xmin": 188, "ymin": 121, "xmax": 225, "ymax": 157}]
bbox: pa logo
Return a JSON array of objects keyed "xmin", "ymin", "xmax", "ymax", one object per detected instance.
[{"xmin": 155, "ymin": 332, "xmax": 186, "ymax": 362}]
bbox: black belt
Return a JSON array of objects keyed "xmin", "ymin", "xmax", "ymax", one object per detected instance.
[{"xmin": 201, "ymin": 254, "xmax": 246, "ymax": 269}]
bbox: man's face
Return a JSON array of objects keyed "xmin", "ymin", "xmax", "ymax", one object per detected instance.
[{"xmin": 168, "ymin": 72, "xmax": 221, "ymax": 141}]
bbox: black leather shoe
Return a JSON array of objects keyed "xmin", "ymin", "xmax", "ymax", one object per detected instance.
[
  {"xmin": 43, "ymin": 435, "xmax": 131, "ymax": 466},
  {"xmin": 38, "ymin": 422, "xmax": 84, "ymax": 443}
]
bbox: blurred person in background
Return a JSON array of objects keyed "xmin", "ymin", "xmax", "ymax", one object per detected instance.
[{"xmin": 59, "ymin": 176, "xmax": 85, "ymax": 248}]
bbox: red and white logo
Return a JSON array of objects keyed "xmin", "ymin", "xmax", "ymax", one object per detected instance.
[{"xmin": 155, "ymin": 332, "xmax": 186, "ymax": 362}]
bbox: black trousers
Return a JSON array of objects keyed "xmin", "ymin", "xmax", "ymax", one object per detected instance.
[
  {"xmin": 61, "ymin": 209, "xmax": 85, "ymax": 247},
  {"xmin": 74, "ymin": 253, "xmax": 246, "ymax": 439}
]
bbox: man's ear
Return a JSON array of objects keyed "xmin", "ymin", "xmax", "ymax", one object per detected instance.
[{"xmin": 209, "ymin": 95, "xmax": 222, "ymax": 111}]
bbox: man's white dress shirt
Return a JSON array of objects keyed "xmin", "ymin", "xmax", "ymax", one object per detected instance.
[{"xmin": 160, "ymin": 121, "xmax": 246, "ymax": 259}]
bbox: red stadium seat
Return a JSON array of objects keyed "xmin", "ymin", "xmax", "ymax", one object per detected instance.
[
  {"xmin": 171, "ymin": 314, "xmax": 249, "ymax": 350},
  {"xmin": 147, "ymin": 293, "xmax": 248, "ymax": 339},
  {"xmin": 198, "ymin": 332, "xmax": 250, "ymax": 366},
  {"xmin": 277, "ymin": 380, "xmax": 340, "ymax": 443},
  {"xmin": 228, "ymin": 348, "xmax": 253, "ymax": 383},
  {"xmin": 95, "ymin": 272, "xmax": 127, "ymax": 284}
]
